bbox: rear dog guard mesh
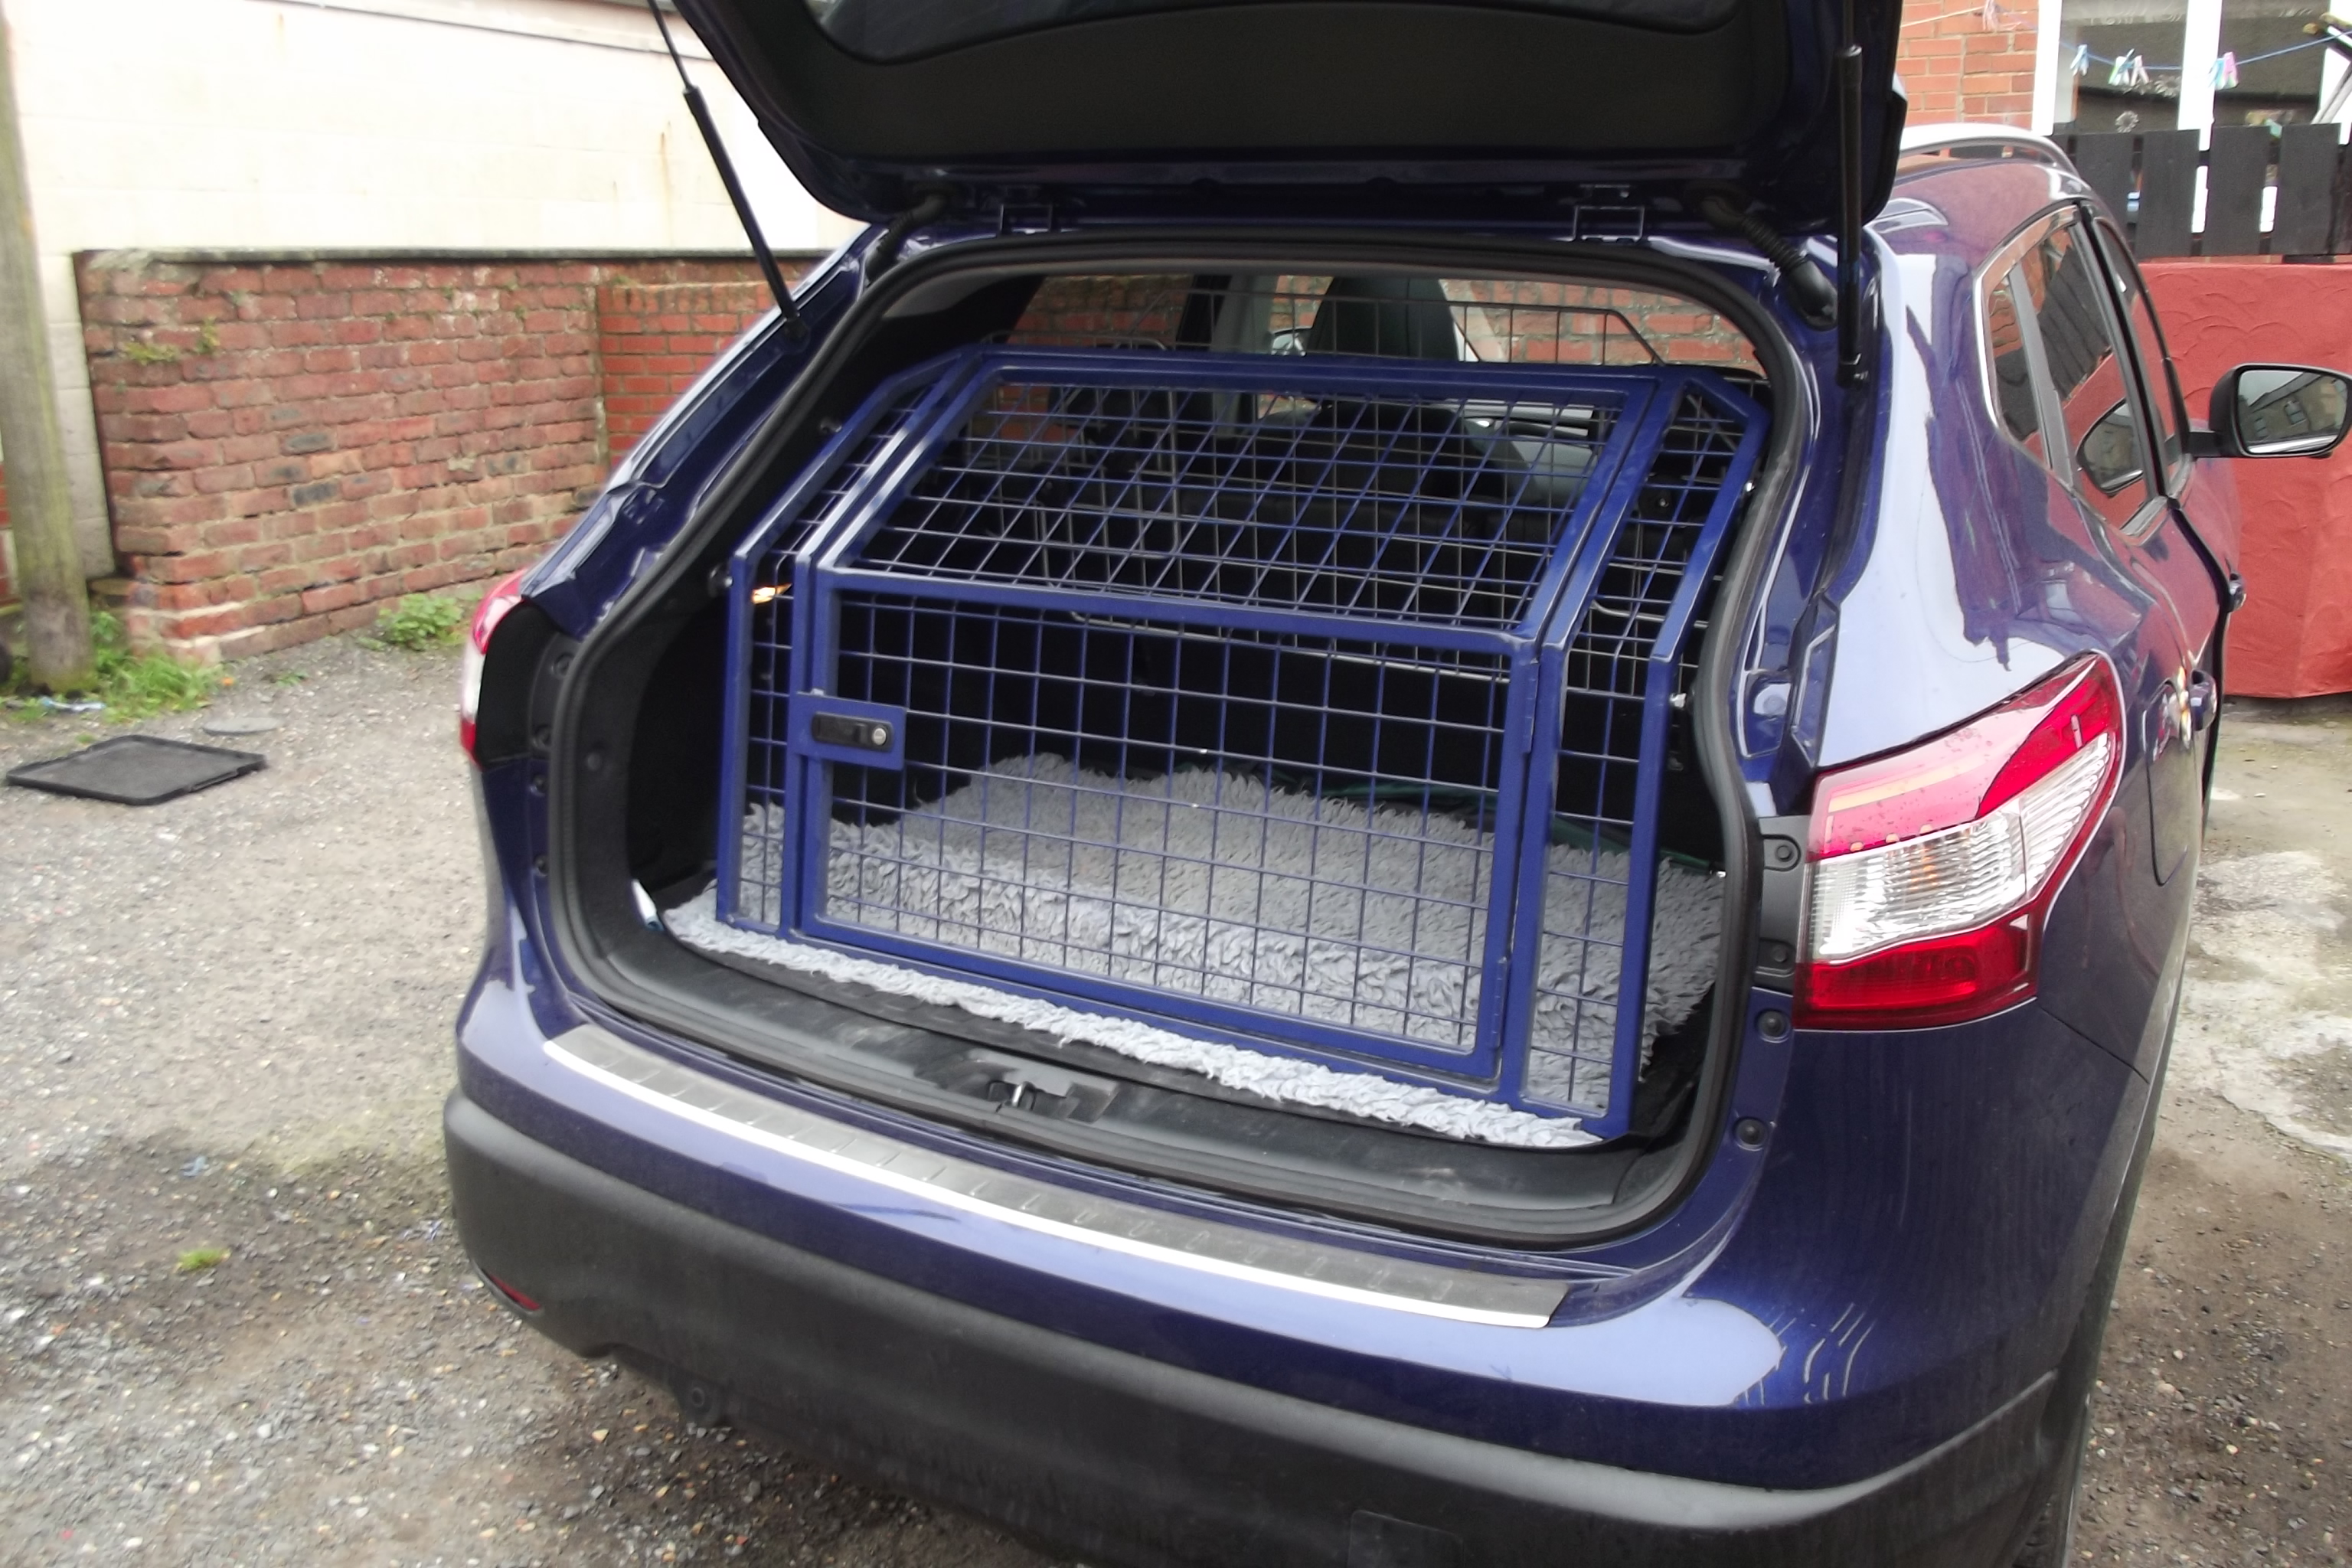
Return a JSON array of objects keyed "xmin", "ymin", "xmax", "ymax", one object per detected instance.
[{"xmin": 711, "ymin": 343, "xmax": 1763, "ymax": 1137}]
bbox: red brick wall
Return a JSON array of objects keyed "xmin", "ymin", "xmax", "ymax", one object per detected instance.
[
  {"xmin": 1464, "ymin": 283, "xmax": 1759, "ymax": 370},
  {"xmin": 77, "ymin": 254, "xmax": 769, "ymax": 662},
  {"xmin": 68, "ymin": 256, "xmax": 1748, "ymax": 659},
  {"xmin": 599, "ymin": 279, "xmax": 780, "ymax": 462},
  {"xmin": 1898, "ymin": 0, "xmax": 2039, "ymax": 126}
]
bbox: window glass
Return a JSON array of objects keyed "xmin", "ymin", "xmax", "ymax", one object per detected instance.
[
  {"xmin": 2012, "ymin": 220, "xmax": 2152, "ymax": 528},
  {"xmin": 2056, "ymin": 0, "xmax": 2188, "ymax": 132},
  {"xmin": 2075, "ymin": 402, "xmax": 2145, "ymax": 494},
  {"xmin": 1984, "ymin": 268, "xmax": 2047, "ymax": 457},
  {"xmin": 2217, "ymin": 0, "xmax": 2335, "ymax": 128},
  {"xmin": 2092, "ymin": 222, "xmax": 2188, "ymax": 484}
]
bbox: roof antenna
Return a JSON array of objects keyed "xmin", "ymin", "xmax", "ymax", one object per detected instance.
[{"xmin": 645, "ymin": 1, "xmax": 808, "ymax": 341}]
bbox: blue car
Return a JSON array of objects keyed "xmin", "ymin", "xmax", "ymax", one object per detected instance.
[{"xmin": 445, "ymin": 1, "xmax": 2352, "ymax": 1558}]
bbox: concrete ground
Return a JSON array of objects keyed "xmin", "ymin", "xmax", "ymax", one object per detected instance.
[
  {"xmin": 0, "ymin": 636, "xmax": 2345, "ymax": 1566},
  {"xmin": 2076, "ymin": 697, "xmax": 2352, "ymax": 1566}
]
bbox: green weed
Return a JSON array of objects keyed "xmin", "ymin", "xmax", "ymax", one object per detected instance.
[
  {"xmin": 176, "ymin": 1246, "xmax": 230, "ymax": 1273},
  {"xmin": 91, "ymin": 613, "xmax": 218, "ymax": 718},
  {"xmin": 375, "ymin": 594, "xmax": 468, "ymax": 652},
  {"xmin": 1, "ymin": 611, "xmax": 220, "ymax": 720}
]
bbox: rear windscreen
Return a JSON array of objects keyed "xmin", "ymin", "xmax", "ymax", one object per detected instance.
[
  {"xmin": 1001, "ymin": 273, "xmax": 1762, "ymax": 374},
  {"xmin": 804, "ymin": 0, "xmax": 1740, "ymax": 61}
]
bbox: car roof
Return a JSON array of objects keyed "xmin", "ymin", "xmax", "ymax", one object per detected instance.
[{"xmin": 1874, "ymin": 125, "xmax": 2100, "ymax": 269}]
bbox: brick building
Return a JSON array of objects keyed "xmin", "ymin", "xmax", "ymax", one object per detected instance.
[
  {"xmin": 1895, "ymin": 0, "xmax": 2351, "ymax": 134},
  {"xmin": 10, "ymin": 0, "xmax": 2350, "ymax": 665},
  {"xmin": 1896, "ymin": 0, "xmax": 2043, "ymax": 125},
  {"xmin": 78, "ymin": 254, "xmax": 782, "ymax": 661},
  {"xmin": 0, "ymin": 0, "xmax": 848, "ymax": 662}
]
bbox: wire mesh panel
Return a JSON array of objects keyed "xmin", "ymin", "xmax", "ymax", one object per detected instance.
[
  {"xmin": 719, "ymin": 330, "xmax": 1764, "ymax": 1135},
  {"xmin": 722, "ymin": 366, "xmax": 953, "ymax": 926},
  {"xmin": 804, "ymin": 598, "xmax": 1524, "ymax": 1067},
  {"xmin": 836, "ymin": 350, "xmax": 1643, "ymax": 635},
  {"xmin": 998, "ymin": 273, "xmax": 1762, "ymax": 372},
  {"xmin": 850, "ymin": 387, "xmax": 1620, "ymax": 632},
  {"xmin": 1512, "ymin": 388, "xmax": 1762, "ymax": 1118}
]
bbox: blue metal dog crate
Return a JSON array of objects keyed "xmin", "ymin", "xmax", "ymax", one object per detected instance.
[{"xmin": 716, "ymin": 341, "xmax": 1762, "ymax": 1136}]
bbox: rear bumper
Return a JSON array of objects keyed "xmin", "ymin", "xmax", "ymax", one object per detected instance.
[{"xmin": 448, "ymin": 1089, "xmax": 2052, "ymax": 1568}]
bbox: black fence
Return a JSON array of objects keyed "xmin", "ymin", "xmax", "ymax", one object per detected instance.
[{"xmin": 2057, "ymin": 126, "xmax": 2352, "ymax": 258}]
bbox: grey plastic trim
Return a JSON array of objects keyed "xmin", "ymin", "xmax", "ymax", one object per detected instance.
[
  {"xmin": 1900, "ymin": 124, "xmax": 2071, "ymax": 167},
  {"xmin": 546, "ymin": 1024, "xmax": 1573, "ymax": 1328}
]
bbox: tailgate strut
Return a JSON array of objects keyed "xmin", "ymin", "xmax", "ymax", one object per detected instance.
[
  {"xmin": 645, "ymin": 0, "xmax": 809, "ymax": 341},
  {"xmin": 1837, "ymin": 0, "xmax": 1868, "ymax": 385}
]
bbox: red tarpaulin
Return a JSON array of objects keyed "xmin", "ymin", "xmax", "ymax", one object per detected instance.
[{"xmin": 2145, "ymin": 258, "xmax": 2352, "ymax": 697}]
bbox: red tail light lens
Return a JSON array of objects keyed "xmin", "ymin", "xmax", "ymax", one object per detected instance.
[
  {"xmin": 1795, "ymin": 655, "xmax": 2125, "ymax": 1030},
  {"xmin": 458, "ymin": 568, "xmax": 531, "ymax": 762}
]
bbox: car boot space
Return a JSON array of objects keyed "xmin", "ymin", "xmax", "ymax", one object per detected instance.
[{"xmin": 586, "ymin": 260, "xmax": 1774, "ymax": 1234}]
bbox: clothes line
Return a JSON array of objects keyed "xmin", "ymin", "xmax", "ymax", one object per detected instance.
[{"xmin": 2063, "ymin": 32, "xmax": 2336, "ymax": 78}]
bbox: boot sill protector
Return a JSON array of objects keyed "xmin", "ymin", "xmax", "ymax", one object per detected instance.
[{"xmin": 543, "ymin": 1023, "xmax": 1572, "ymax": 1328}]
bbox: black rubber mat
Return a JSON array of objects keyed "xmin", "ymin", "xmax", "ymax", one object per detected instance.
[{"xmin": 6, "ymin": 734, "xmax": 266, "ymax": 805}]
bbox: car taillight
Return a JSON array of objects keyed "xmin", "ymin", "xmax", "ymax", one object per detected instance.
[
  {"xmin": 459, "ymin": 568, "xmax": 531, "ymax": 762},
  {"xmin": 1795, "ymin": 655, "xmax": 2125, "ymax": 1030}
]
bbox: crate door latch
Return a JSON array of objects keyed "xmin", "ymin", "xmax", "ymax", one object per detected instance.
[{"xmin": 793, "ymin": 698, "xmax": 906, "ymax": 769}]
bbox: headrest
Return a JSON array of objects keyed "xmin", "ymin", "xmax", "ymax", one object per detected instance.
[{"xmin": 1305, "ymin": 276, "xmax": 1462, "ymax": 361}]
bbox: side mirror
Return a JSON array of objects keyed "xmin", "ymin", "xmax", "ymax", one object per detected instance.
[{"xmin": 2206, "ymin": 364, "xmax": 2352, "ymax": 458}]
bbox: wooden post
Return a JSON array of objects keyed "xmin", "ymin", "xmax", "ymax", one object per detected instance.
[{"xmin": 0, "ymin": 0, "xmax": 91, "ymax": 690}]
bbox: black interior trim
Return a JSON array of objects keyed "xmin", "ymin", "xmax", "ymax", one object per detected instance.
[
  {"xmin": 685, "ymin": 0, "xmax": 1783, "ymax": 156},
  {"xmin": 809, "ymin": 0, "xmax": 1747, "ymax": 64},
  {"xmin": 671, "ymin": 0, "xmax": 1854, "ymax": 220}
]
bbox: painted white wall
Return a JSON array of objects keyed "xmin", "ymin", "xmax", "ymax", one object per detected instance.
[
  {"xmin": 2032, "ymin": 0, "xmax": 2066, "ymax": 131},
  {"xmin": 4, "ymin": 0, "xmax": 861, "ymax": 573},
  {"xmin": 2176, "ymin": 0, "xmax": 2223, "ymax": 132}
]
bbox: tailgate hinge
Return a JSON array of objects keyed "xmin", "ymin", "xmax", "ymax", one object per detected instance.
[
  {"xmin": 997, "ymin": 200, "xmax": 1060, "ymax": 237},
  {"xmin": 1570, "ymin": 203, "xmax": 1648, "ymax": 244}
]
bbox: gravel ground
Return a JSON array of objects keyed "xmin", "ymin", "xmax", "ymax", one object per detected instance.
[
  {"xmin": 0, "ymin": 635, "xmax": 2346, "ymax": 1566},
  {"xmin": 0, "ymin": 639, "xmax": 1056, "ymax": 1568}
]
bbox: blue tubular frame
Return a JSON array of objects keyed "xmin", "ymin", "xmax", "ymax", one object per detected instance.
[
  {"xmin": 717, "ymin": 361, "xmax": 965, "ymax": 926},
  {"xmin": 1504, "ymin": 377, "xmax": 1768, "ymax": 1129},
  {"xmin": 717, "ymin": 346, "xmax": 1762, "ymax": 1133},
  {"xmin": 1493, "ymin": 383, "xmax": 1691, "ymax": 1116}
]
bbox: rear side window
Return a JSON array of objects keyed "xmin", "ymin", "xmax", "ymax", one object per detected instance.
[
  {"xmin": 1981, "ymin": 217, "xmax": 2154, "ymax": 531},
  {"xmin": 2092, "ymin": 220, "xmax": 2188, "ymax": 487},
  {"xmin": 2017, "ymin": 222, "xmax": 2149, "ymax": 524}
]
